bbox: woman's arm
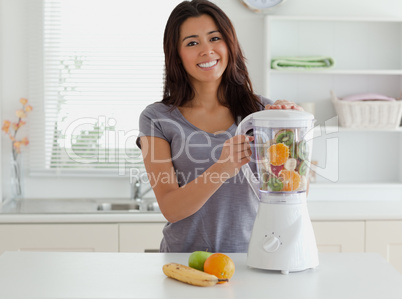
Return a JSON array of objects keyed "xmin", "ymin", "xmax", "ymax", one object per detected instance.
[{"xmin": 140, "ymin": 134, "xmax": 254, "ymax": 223}]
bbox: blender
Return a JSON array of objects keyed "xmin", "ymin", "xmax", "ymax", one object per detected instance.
[{"xmin": 236, "ymin": 109, "xmax": 319, "ymax": 274}]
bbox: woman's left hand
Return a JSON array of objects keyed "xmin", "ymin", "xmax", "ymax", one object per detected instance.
[{"xmin": 265, "ymin": 100, "xmax": 304, "ymax": 111}]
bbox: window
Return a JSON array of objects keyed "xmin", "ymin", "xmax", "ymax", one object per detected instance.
[{"xmin": 28, "ymin": 0, "xmax": 182, "ymax": 176}]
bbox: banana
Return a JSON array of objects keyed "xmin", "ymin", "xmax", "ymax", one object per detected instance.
[{"xmin": 162, "ymin": 263, "xmax": 228, "ymax": 287}]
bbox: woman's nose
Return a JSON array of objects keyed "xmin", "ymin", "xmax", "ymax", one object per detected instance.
[{"xmin": 200, "ymin": 43, "xmax": 214, "ymax": 56}]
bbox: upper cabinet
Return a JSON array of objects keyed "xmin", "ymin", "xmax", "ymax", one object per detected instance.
[
  {"xmin": 264, "ymin": 16, "xmax": 402, "ymax": 125},
  {"xmin": 263, "ymin": 16, "xmax": 402, "ymax": 199}
]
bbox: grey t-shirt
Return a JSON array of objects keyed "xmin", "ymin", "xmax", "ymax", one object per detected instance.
[{"xmin": 138, "ymin": 96, "xmax": 272, "ymax": 252}]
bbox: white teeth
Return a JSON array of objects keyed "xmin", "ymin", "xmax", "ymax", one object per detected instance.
[{"xmin": 198, "ymin": 60, "xmax": 217, "ymax": 68}]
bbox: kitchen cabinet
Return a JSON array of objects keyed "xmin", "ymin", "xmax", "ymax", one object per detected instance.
[
  {"xmin": 265, "ymin": 16, "xmax": 402, "ymax": 121},
  {"xmin": 265, "ymin": 16, "xmax": 402, "ymax": 200},
  {"xmin": 0, "ymin": 224, "xmax": 119, "ymax": 253},
  {"xmin": 0, "ymin": 221, "xmax": 369, "ymax": 255},
  {"xmin": 366, "ymin": 220, "xmax": 402, "ymax": 274},
  {"xmin": 119, "ymin": 223, "xmax": 165, "ymax": 252},
  {"xmin": 0, "ymin": 222, "xmax": 165, "ymax": 254},
  {"xmin": 312, "ymin": 221, "xmax": 365, "ymax": 252},
  {"xmin": 0, "ymin": 219, "xmax": 401, "ymax": 274}
]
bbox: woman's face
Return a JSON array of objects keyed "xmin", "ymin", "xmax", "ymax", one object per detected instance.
[{"xmin": 178, "ymin": 14, "xmax": 228, "ymax": 87}]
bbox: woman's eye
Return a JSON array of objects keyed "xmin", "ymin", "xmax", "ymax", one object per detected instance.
[
  {"xmin": 186, "ymin": 41, "xmax": 198, "ymax": 47},
  {"xmin": 211, "ymin": 36, "xmax": 221, "ymax": 42}
]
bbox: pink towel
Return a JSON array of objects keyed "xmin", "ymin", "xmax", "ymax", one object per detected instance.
[{"xmin": 341, "ymin": 93, "xmax": 396, "ymax": 102}]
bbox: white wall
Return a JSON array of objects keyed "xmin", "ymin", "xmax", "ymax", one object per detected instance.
[
  {"xmin": 1, "ymin": 0, "xmax": 29, "ymax": 201},
  {"xmin": 1, "ymin": 0, "xmax": 402, "ymax": 200},
  {"xmin": 0, "ymin": 0, "xmax": 3, "ymax": 202}
]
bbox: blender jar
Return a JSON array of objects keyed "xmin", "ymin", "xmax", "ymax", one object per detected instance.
[
  {"xmin": 236, "ymin": 110, "xmax": 315, "ymax": 199},
  {"xmin": 255, "ymin": 125, "xmax": 313, "ymax": 194}
]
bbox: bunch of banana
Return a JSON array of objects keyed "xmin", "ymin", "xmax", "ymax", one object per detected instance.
[{"xmin": 162, "ymin": 263, "xmax": 228, "ymax": 287}]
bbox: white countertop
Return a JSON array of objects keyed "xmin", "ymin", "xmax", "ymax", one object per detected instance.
[
  {"xmin": 0, "ymin": 211, "xmax": 167, "ymax": 223},
  {"xmin": 307, "ymin": 200, "xmax": 402, "ymax": 220},
  {"xmin": 1, "ymin": 200, "xmax": 402, "ymax": 223},
  {"xmin": 0, "ymin": 252, "xmax": 401, "ymax": 299}
]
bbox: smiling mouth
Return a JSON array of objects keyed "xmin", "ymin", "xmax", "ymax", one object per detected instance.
[{"xmin": 198, "ymin": 60, "xmax": 218, "ymax": 68}]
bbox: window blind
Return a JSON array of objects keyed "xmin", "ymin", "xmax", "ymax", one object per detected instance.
[{"xmin": 28, "ymin": 0, "xmax": 181, "ymax": 176}]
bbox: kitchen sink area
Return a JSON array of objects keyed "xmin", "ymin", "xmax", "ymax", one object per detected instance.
[
  {"xmin": 0, "ymin": 198, "xmax": 161, "ymax": 214},
  {"xmin": 97, "ymin": 201, "xmax": 160, "ymax": 212}
]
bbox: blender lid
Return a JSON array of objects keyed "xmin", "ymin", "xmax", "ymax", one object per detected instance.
[{"xmin": 251, "ymin": 109, "xmax": 315, "ymax": 128}]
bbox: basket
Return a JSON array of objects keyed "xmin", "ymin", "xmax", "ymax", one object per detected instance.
[{"xmin": 331, "ymin": 91, "xmax": 402, "ymax": 129}]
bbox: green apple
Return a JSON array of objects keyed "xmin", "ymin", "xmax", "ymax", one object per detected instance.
[{"xmin": 188, "ymin": 251, "xmax": 213, "ymax": 271}]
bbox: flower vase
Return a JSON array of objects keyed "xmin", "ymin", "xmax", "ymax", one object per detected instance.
[{"xmin": 10, "ymin": 153, "xmax": 23, "ymax": 199}]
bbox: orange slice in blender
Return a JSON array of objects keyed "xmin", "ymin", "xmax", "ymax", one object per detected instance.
[
  {"xmin": 268, "ymin": 143, "xmax": 289, "ymax": 166},
  {"xmin": 279, "ymin": 170, "xmax": 301, "ymax": 191}
]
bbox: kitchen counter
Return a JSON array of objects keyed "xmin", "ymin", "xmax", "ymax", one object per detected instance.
[
  {"xmin": 307, "ymin": 200, "xmax": 402, "ymax": 220},
  {"xmin": 1, "ymin": 199, "xmax": 402, "ymax": 223},
  {"xmin": 0, "ymin": 198, "xmax": 167, "ymax": 223},
  {"xmin": 0, "ymin": 211, "xmax": 167, "ymax": 223},
  {"xmin": 0, "ymin": 252, "xmax": 401, "ymax": 299}
]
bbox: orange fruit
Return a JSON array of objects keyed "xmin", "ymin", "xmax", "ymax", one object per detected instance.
[
  {"xmin": 203, "ymin": 253, "xmax": 235, "ymax": 283},
  {"xmin": 268, "ymin": 143, "xmax": 289, "ymax": 166},
  {"xmin": 279, "ymin": 169, "xmax": 301, "ymax": 191}
]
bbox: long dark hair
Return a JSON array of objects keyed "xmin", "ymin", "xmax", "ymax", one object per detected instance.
[{"xmin": 162, "ymin": 0, "xmax": 263, "ymax": 123}]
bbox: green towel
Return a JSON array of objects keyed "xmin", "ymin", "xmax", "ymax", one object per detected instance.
[{"xmin": 271, "ymin": 56, "xmax": 334, "ymax": 70}]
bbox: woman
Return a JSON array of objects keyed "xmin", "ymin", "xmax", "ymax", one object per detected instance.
[{"xmin": 138, "ymin": 0, "xmax": 300, "ymax": 252}]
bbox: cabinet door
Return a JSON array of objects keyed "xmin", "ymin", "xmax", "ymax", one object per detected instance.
[
  {"xmin": 119, "ymin": 223, "xmax": 165, "ymax": 252},
  {"xmin": 312, "ymin": 221, "xmax": 365, "ymax": 253},
  {"xmin": 366, "ymin": 221, "xmax": 402, "ymax": 274},
  {"xmin": 0, "ymin": 224, "xmax": 118, "ymax": 253}
]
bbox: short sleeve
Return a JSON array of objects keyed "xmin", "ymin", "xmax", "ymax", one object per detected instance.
[
  {"xmin": 136, "ymin": 104, "xmax": 168, "ymax": 149},
  {"xmin": 258, "ymin": 95, "xmax": 273, "ymax": 108}
]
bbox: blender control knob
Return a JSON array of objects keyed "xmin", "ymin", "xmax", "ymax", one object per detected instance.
[{"xmin": 263, "ymin": 236, "xmax": 281, "ymax": 252}]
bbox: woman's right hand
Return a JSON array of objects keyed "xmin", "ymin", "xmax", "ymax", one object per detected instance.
[
  {"xmin": 265, "ymin": 99, "xmax": 304, "ymax": 111},
  {"xmin": 216, "ymin": 135, "xmax": 254, "ymax": 179}
]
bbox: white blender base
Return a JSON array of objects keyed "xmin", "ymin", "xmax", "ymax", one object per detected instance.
[{"xmin": 247, "ymin": 200, "xmax": 319, "ymax": 274}]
